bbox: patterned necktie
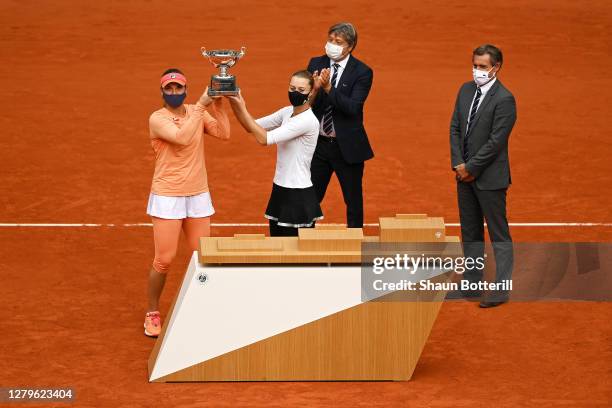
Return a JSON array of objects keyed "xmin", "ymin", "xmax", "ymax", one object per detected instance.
[
  {"xmin": 464, "ymin": 87, "xmax": 482, "ymax": 160},
  {"xmin": 467, "ymin": 87, "xmax": 482, "ymax": 133},
  {"xmin": 321, "ymin": 63, "xmax": 340, "ymax": 135}
]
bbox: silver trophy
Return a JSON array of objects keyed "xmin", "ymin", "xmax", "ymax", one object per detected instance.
[{"xmin": 201, "ymin": 47, "xmax": 246, "ymax": 96}]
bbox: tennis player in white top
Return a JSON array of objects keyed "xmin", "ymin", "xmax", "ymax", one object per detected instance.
[{"xmin": 227, "ymin": 70, "xmax": 323, "ymax": 236}]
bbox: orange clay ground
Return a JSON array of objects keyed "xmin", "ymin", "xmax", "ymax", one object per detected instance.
[{"xmin": 1, "ymin": 1, "xmax": 611, "ymax": 407}]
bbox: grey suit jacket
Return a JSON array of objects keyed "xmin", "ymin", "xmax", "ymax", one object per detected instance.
[{"xmin": 450, "ymin": 80, "xmax": 517, "ymax": 190}]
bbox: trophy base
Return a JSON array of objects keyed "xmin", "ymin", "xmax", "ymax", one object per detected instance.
[
  {"xmin": 209, "ymin": 75, "xmax": 239, "ymax": 96},
  {"xmin": 208, "ymin": 88, "xmax": 240, "ymax": 96}
]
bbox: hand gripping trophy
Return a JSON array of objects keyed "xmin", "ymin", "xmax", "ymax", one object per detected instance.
[{"xmin": 201, "ymin": 47, "xmax": 246, "ymax": 96}]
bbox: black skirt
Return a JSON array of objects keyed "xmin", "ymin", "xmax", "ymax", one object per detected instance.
[{"xmin": 264, "ymin": 183, "xmax": 323, "ymax": 228}]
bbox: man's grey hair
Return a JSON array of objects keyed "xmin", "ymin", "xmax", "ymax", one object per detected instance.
[{"xmin": 328, "ymin": 22, "xmax": 358, "ymax": 50}]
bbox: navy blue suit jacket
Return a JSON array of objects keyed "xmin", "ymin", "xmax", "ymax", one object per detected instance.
[{"xmin": 307, "ymin": 55, "xmax": 374, "ymax": 164}]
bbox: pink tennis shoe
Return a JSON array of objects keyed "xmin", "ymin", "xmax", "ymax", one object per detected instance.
[{"xmin": 144, "ymin": 311, "xmax": 162, "ymax": 337}]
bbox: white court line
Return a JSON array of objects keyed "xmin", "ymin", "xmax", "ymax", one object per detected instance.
[{"xmin": 1, "ymin": 223, "xmax": 612, "ymax": 228}]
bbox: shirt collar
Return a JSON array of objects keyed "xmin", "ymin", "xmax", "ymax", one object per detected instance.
[
  {"xmin": 330, "ymin": 54, "xmax": 351, "ymax": 70},
  {"xmin": 478, "ymin": 77, "xmax": 497, "ymax": 95}
]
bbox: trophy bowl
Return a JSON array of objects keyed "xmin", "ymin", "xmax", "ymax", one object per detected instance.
[{"xmin": 201, "ymin": 47, "xmax": 246, "ymax": 96}]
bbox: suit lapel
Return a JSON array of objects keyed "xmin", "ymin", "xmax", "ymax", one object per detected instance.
[
  {"xmin": 462, "ymin": 82, "xmax": 477, "ymax": 126},
  {"xmin": 467, "ymin": 80, "xmax": 500, "ymax": 137},
  {"xmin": 316, "ymin": 55, "xmax": 355, "ymax": 111},
  {"xmin": 339, "ymin": 55, "xmax": 357, "ymax": 87},
  {"xmin": 318, "ymin": 55, "xmax": 331, "ymax": 71}
]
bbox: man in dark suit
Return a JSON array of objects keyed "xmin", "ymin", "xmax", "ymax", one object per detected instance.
[
  {"xmin": 449, "ymin": 44, "xmax": 517, "ymax": 308},
  {"xmin": 307, "ymin": 22, "xmax": 374, "ymax": 228}
]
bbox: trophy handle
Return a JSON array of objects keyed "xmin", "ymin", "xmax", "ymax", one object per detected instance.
[{"xmin": 201, "ymin": 46, "xmax": 219, "ymax": 70}]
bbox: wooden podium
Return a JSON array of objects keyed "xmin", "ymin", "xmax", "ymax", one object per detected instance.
[{"xmin": 148, "ymin": 214, "xmax": 460, "ymax": 382}]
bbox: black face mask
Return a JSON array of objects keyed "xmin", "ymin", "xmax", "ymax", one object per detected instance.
[
  {"xmin": 163, "ymin": 93, "xmax": 186, "ymax": 108},
  {"xmin": 288, "ymin": 90, "xmax": 309, "ymax": 107}
]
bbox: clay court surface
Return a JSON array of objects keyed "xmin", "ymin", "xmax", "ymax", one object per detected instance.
[{"xmin": 1, "ymin": 0, "xmax": 611, "ymax": 407}]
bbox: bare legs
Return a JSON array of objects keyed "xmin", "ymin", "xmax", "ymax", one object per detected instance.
[
  {"xmin": 147, "ymin": 216, "xmax": 211, "ymax": 312},
  {"xmin": 182, "ymin": 216, "xmax": 211, "ymax": 251}
]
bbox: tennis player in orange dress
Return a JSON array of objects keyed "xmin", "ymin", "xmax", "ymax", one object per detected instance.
[{"xmin": 144, "ymin": 68, "xmax": 230, "ymax": 337}]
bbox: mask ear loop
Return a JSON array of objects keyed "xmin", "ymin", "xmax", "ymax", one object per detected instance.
[
  {"xmin": 304, "ymin": 88, "xmax": 314, "ymax": 105},
  {"xmin": 483, "ymin": 66, "xmax": 498, "ymax": 85}
]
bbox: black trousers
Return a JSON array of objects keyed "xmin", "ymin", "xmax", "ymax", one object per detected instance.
[
  {"xmin": 311, "ymin": 136, "xmax": 365, "ymax": 228},
  {"xmin": 457, "ymin": 181, "xmax": 513, "ymax": 301}
]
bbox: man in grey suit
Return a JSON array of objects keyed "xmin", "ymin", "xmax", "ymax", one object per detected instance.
[{"xmin": 450, "ymin": 44, "xmax": 517, "ymax": 308}]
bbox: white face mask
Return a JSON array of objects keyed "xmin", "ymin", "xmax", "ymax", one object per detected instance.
[
  {"xmin": 325, "ymin": 42, "xmax": 344, "ymax": 61},
  {"xmin": 472, "ymin": 67, "xmax": 495, "ymax": 87}
]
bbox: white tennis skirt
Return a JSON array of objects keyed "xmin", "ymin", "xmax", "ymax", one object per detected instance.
[{"xmin": 146, "ymin": 191, "xmax": 215, "ymax": 220}]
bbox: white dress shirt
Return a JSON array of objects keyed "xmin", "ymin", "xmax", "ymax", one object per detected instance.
[
  {"xmin": 467, "ymin": 77, "xmax": 497, "ymax": 132},
  {"xmin": 320, "ymin": 54, "xmax": 351, "ymax": 137},
  {"xmin": 256, "ymin": 106, "xmax": 320, "ymax": 188}
]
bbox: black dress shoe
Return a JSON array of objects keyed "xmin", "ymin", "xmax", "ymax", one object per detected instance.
[
  {"xmin": 479, "ymin": 299, "xmax": 508, "ymax": 308},
  {"xmin": 445, "ymin": 290, "xmax": 482, "ymax": 300}
]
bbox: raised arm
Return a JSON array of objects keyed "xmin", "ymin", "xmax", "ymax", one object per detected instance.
[
  {"xmin": 226, "ymin": 92, "xmax": 268, "ymax": 145},
  {"xmin": 264, "ymin": 119, "xmax": 308, "ymax": 145},
  {"xmin": 149, "ymin": 89, "xmax": 215, "ymax": 145},
  {"xmin": 323, "ymin": 67, "xmax": 373, "ymax": 117},
  {"xmin": 203, "ymin": 97, "xmax": 231, "ymax": 140},
  {"xmin": 308, "ymin": 69, "xmax": 323, "ymax": 108}
]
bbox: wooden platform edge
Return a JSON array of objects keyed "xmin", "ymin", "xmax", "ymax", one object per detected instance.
[{"xmin": 151, "ymin": 272, "xmax": 452, "ymax": 382}]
